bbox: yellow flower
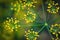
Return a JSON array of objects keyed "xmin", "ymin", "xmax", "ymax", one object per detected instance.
[
  {"xmin": 3, "ymin": 17, "xmax": 20, "ymax": 32},
  {"xmin": 50, "ymin": 24, "xmax": 60, "ymax": 40},
  {"xmin": 47, "ymin": 1, "xmax": 59, "ymax": 14},
  {"xmin": 25, "ymin": 29, "xmax": 39, "ymax": 40},
  {"xmin": 24, "ymin": 11, "xmax": 36, "ymax": 23}
]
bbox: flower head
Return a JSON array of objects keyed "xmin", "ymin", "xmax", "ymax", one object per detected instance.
[
  {"xmin": 25, "ymin": 29, "xmax": 39, "ymax": 40},
  {"xmin": 24, "ymin": 11, "xmax": 36, "ymax": 23},
  {"xmin": 3, "ymin": 17, "xmax": 20, "ymax": 32},
  {"xmin": 50, "ymin": 24, "xmax": 60, "ymax": 40},
  {"xmin": 47, "ymin": 1, "xmax": 59, "ymax": 14}
]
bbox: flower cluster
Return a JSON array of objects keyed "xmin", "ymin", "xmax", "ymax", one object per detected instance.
[
  {"xmin": 11, "ymin": 0, "xmax": 37, "ymax": 12},
  {"xmin": 25, "ymin": 29, "xmax": 39, "ymax": 40},
  {"xmin": 3, "ymin": 17, "xmax": 20, "ymax": 32},
  {"xmin": 50, "ymin": 24, "xmax": 60, "ymax": 40},
  {"xmin": 47, "ymin": 1, "xmax": 59, "ymax": 14},
  {"xmin": 24, "ymin": 11, "xmax": 36, "ymax": 23}
]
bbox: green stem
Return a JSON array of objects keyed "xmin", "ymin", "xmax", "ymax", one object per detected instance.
[
  {"xmin": 38, "ymin": 26, "xmax": 45, "ymax": 33},
  {"xmin": 46, "ymin": 26, "xmax": 53, "ymax": 39},
  {"xmin": 42, "ymin": 0, "xmax": 46, "ymax": 22}
]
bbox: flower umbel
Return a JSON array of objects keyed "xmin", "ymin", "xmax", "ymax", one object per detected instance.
[
  {"xmin": 3, "ymin": 17, "xmax": 20, "ymax": 32},
  {"xmin": 50, "ymin": 24, "xmax": 60, "ymax": 40},
  {"xmin": 25, "ymin": 29, "xmax": 39, "ymax": 40},
  {"xmin": 47, "ymin": 1, "xmax": 59, "ymax": 14},
  {"xmin": 24, "ymin": 11, "xmax": 36, "ymax": 23}
]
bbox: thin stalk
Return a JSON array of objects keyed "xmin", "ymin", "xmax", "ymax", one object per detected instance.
[
  {"xmin": 38, "ymin": 26, "xmax": 45, "ymax": 33},
  {"xmin": 46, "ymin": 26, "xmax": 53, "ymax": 39}
]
